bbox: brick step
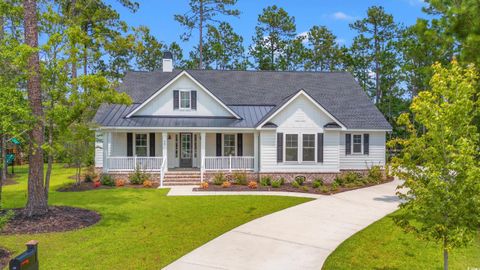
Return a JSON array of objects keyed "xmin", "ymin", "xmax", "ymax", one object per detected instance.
[
  {"xmin": 163, "ymin": 181, "xmax": 201, "ymax": 186},
  {"xmin": 164, "ymin": 179, "xmax": 201, "ymax": 182}
]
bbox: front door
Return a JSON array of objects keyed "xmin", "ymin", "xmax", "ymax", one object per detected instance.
[{"xmin": 180, "ymin": 133, "xmax": 193, "ymax": 167}]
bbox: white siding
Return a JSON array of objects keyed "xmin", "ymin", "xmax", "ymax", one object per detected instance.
[
  {"xmin": 134, "ymin": 75, "xmax": 233, "ymax": 117},
  {"xmin": 167, "ymin": 133, "xmax": 178, "ymax": 168},
  {"xmin": 339, "ymin": 131, "xmax": 386, "ymax": 170},
  {"xmin": 242, "ymin": 133, "xmax": 254, "ymax": 156},
  {"xmin": 205, "ymin": 133, "xmax": 217, "ymax": 156},
  {"xmin": 94, "ymin": 132, "xmax": 103, "ymax": 168},
  {"xmin": 259, "ymin": 94, "xmax": 341, "ymax": 172},
  {"xmin": 110, "ymin": 132, "xmax": 127, "ymax": 156}
]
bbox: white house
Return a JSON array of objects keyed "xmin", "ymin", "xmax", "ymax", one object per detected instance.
[{"xmin": 93, "ymin": 52, "xmax": 391, "ymax": 185}]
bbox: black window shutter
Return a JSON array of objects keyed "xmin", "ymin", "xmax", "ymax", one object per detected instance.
[
  {"xmin": 364, "ymin": 134, "xmax": 370, "ymax": 155},
  {"xmin": 127, "ymin": 133, "xmax": 133, "ymax": 156},
  {"xmin": 149, "ymin": 133, "xmax": 155, "ymax": 157},
  {"xmin": 345, "ymin": 134, "xmax": 351, "ymax": 155},
  {"xmin": 216, "ymin": 133, "xmax": 222, "ymax": 156},
  {"xmin": 191, "ymin": 91, "xmax": 197, "ymax": 110},
  {"xmin": 317, "ymin": 133, "xmax": 324, "ymax": 163},
  {"xmin": 277, "ymin": 133, "xmax": 283, "ymax": 163},
  {"xmin": 173, "ymin": 90, "xmax": 179, "ymax": 109},
  {"xmin": 237, "ymin": 133, "xmax": 243, "ymax": 156}
]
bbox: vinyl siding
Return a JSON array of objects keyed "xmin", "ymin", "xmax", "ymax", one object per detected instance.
[
  {"xmin": 339, "ymin": 131, "xmax": 386, "ymax": 169},
  {"xmin": 94, "ymin": 132, "xmax": 103, "ymax": 168}
]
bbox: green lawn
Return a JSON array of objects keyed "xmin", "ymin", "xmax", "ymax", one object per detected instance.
[
  {"xmin": 323, "ymin": 212, "xmax": 480, "ymax": 270},
  {"xmin": 0, "ymin": 165, "xmax": 311, "ymax": 269}
]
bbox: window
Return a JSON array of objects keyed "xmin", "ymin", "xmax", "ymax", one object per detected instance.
[
  {"xmin": 302, "ymin": 134, "xmax": 315, "ymax": 162},
  {"xmin": 135, "ymin": 134, "xmax": 148, "ymax": 156},
  {"xmin": 175, "ymin": 134, "xmax": 179, "ymax": 158},
  {"xmin": 353, "ymin": 134, "xmax": 362, "ymax": 154},
  {"xmin": 223, "ymin": 134, "xmax": 236, "ymax": 156},
  {"xmin": 193, "ymin": 134, "xmax": 197, "ymax": 158},
  {"xmin": 180, "ymin": 90, "xmax": 191, "ymax": 109},
  {"xmin": 285, "ymin": 134, "xmax": 298, "ymax": 161}
]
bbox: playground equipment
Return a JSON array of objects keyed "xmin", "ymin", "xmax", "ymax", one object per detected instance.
[{"xmin": 2, "ymin": 137, "xmax": 21, "ymax": 174}]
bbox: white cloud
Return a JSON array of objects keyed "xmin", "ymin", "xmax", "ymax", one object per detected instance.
[
  {"xmin": 332, "ymin": 11, "xmax": 354, "ymax": 21},
  {"xmin": 336, "ymin": 38, "xmax": 346, "ymax": 45},
  {"xmin": 296, "ymin": 31, "xmax": 309, "ymax": 43},
  {"xmin": 407, "ymin": 0, "xmax": 425, "ymax": 6}
]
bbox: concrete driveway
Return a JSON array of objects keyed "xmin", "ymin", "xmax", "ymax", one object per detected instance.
[{"xmin": 164, "ymin": 179, "xmax": 402, "ymax": 270}]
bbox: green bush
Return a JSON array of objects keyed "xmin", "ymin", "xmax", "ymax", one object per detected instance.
[
  {"xmin": 278, "ymin": 177, "xmax": 286, "ymax": 185},
  {"xmin": 83, "ymin": 166, "xmax": 98, "ymax": 183},
  {"xmin": 312, "ymin": 179, "xmax": 323, "ymax": 188},
  {"xmin": 292, "ymin": 181, "xmax": 300, "ymax": 188},
  {"xmin": 301, "ymin": 186, "xmax": 309, "ymax": 192},
  {"xmin": 100, "ymin": 174, "xmax": 115, "ymax": 186},
  {"xmin": 0, "ymin": 210, "xmax": 14, "ymax": 231},
  {"xmin": 260, "ymin": 176, "xmax": 272, "ymax": 186},
  {"xmin": 367, "ymin": 166, "xmax": 383, "ymax": 183},
  {"xmin": 232, "ymin": 171, "xmax": 248, "ymax": 185},
  {"xmin": 294, "ymin": 175, "xmax": 306, "ymax": 185},
  {"xmin": 331, "ymin": 181, "xmax": 339, "ymax": 191},
  {"xmin": 320, "ymin": 186, "xmax": 330, "ymax": 193},
  {"xmin": 271, "ymin": 179, "xmax": 282, "ymax": 188},
  {"xmin": 344, "ymin": 172, "xmax": 361, "ymax": 184},
  {"xmin": 213, "ymin": 172, "xmax": 225, "ymax": 185},
  {"xmin": 129, "ymin": 167, "xmax": 149, "ymax": 185}
]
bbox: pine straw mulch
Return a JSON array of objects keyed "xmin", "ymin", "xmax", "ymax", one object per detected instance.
[
  {"xmin": 1, "ymin": 206, "xmax": 101, "ymax": 235},
  {"xmin": 0, "ymin": 247, "xmax": 11, "ymax": 269}
]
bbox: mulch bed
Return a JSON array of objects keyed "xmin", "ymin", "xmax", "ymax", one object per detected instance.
[
  {"xmin": 57, "ymin": 181, "xmax": 159, "ymax": 192},
  {"xmin": 194, "ymin": 178, "xmax": 394, "ymax": 195},
  {"xmin": 1, "ymin": 206, "xmax": 101, "ymax": 235},
  {"xmin": 0, "ymin": 248, "xmax": 11, "ymax": 269}
]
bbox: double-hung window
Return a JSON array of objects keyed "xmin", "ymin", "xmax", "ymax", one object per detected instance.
[
  {"xmin": 179, "ymin": 90, "xmax": 191, "ymax": 109},
  {"xmin": 352, "ymin": 134, "xmax": 362, "ymax": 154},
  {"xmin": 223, "ymin": 134, "xmax": 236, "ymax": 156},
  {"xmin": 285, "ymin": 134, "xmax": 299, "ymax": 162},
  {"xmin": 135, "ymin": 134, "xmax": 148, "ymax": 156},
  {"xmin": 302, "ymin": 134, "xmax": 315, "ymax": 162}
]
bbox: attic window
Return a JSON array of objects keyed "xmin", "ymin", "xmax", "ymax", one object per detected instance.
[{"xmin": 179, "ymin": 90, "xmax": 191, "ymax": 109}]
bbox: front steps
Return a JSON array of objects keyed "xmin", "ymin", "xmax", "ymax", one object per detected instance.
[{"xmin": 163, "ymin": 171, "xmax": 202, "ymax": 186}]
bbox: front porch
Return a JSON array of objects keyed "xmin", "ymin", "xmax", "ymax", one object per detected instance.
[{"xmin": 98, "ymin": 131, "xmax": 258, "ymax": 183}]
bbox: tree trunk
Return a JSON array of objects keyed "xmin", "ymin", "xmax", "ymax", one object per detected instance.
[
  {"xmin": 1, "ymin": 135, "xmax": 7, "ymax": 184},
  {"xmin": 45, "ymin": 118, "xmax": 53, "ymax": 199},
  {"xmin": 198, "ymin": 0, "xmax": 203, "ymax": 69},
  {"xmin": 443, "ymin": 238, "xmax": 449, "ymax": 270},
  {"xmin": 0, "ymin": 135, "xmax": 4, "ymax": 209},
  {"xmin": 24, "ymin": 0, "xmax": 48, "ymax": 216}
]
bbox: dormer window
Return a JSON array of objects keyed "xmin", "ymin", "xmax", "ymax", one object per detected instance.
[{"xmin": 179, "ymin": 90, "xmax": 191, "ymax": 109}]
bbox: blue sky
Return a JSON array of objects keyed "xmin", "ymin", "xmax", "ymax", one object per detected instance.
[{"xmin": 108, "ymin": 0, "xmax": 428, "ymax": 54}]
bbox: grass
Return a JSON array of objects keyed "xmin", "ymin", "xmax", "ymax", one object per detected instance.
[
  {"xmin": 0, "ymin": 165, "xmax": 311, "ymax": 269},
  {"xmin": 323, "ymin": 212, "xmax": 480, "ymax": 270}
]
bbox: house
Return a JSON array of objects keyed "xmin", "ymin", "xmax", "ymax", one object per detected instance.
[{"xmin": 93, "ymin": 52, "xmax": 391, "ymax": 185}]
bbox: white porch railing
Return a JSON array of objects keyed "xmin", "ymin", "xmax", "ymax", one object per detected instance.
[
  {"xmin": 159, "ymin": 157, "xmax": 167, "ymax": 188},
  {"xmin": 204, "ymin": 156, "xmax": 255, "ymax": 171},
  {"xmin": 106, "ymin": 157, "xmax": 164, "ymax": 172}
]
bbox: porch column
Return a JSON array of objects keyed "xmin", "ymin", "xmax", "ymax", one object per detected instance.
[
  {"xmin": 253, "ymin": 131, "xmax": 259, "ymax": 172},
  {"xmin": 200, "ymin": 132, "xmax": 206, "ymax": 182},
  {"xmin": 102, "ymin": 131, "xmax": 110, "ymax": 173},
  {"xmin": 162, "ymin": 132, "xmax": 168, "ymax": 171}
]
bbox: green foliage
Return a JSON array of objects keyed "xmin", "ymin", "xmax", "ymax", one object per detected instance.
[
  {"xmin": 203, "ymin": 22, "xmax": 247, "ymax": 70},
  {"xmin": 271, "ymin": 179, "xmax": 282, "ymax": 188},
  {"xmin": 301, "ymin": 186, "xmax": 309, "ymax": 192},
  {"xmin": 294, "ymin": 175, "xmax": 305, "ymax": 186},
  {"xmin": 100, "ymin": 174, "xmax": 115, "ymax": 186},
  {"xmin": 83, "ymin": 167, "xmax": 97, "ymax": 183},
  {"xmin": 389, "ymin": 61, "xmax": 480, "ymax": 267},
  {"xmin": 0, "ymin": 210, "xmax": 14, "ymax": 231},
  {"xmin": 330, "ymin": 181, "xmax": 339, "ymax": 191},
  {"xmin": 312, "ymin": 179, "xmax": 323, "ymax": 188},
  {"xmin": 367, "ymin": 166, "xmax": 383, "ymax": 184},
  {"xmin": 291, "ymin": 181, "xmax": 300, "ymax": 188},
  {"xmin": 128, "ymin": 167, "xmax": 149, "ymax": 185},
  {"xmin": 213, "ymin": 172, "xmax": 225, "ymax": 185},
  {"xmin": 260, "ymin": 176, "xmax": 272, "ymax": 186},
  {"xmin": 305, "ymin": 25, "xmax": 345, "ymax": 71},
  {"xmin": 232, "ymin": 171, "xmax": 247, "ymax": 185}
]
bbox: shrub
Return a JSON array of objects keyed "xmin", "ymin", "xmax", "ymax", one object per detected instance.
[
  {"xmin": 100, "ymin": 174, "xmax": 115, "ymax": 186},
  {"xmin": 367, "ymin": 166, "xmax": 383, "ymax": 183},
  {"xmin": 301, "ymin": 186, "xmax": 309, "ymax": 192},
  {"xmin": 320, "ymin": 186, "xmax": 330, "ymax": 193},
  {"xmin": 83, "ymin": 166, "xmax": 98, "ymax": 183},
  {"xmin": 129, "ymin": 166, "xmax": 149, "ymax": 185},
  {"xmin": 278, "ymin": 177, "xmax": 286, "ymax": 185},
  {"xmin": 291, "ymin": 181, "xmax": 300, "ymax": 188},
  {"xmin": 0, "ymin": 210, "xmax": 14, "ymax": 231},
  {"xmin": 248, "ymin": 181, "xmax": 258, "ymax": 189},
  {"xmin": 199, "ymin": 182, "xmax": 209, "ymax": 189},
  {"xmin": 312, "ymin": 179, "xmax": 323, "ymax": 188},
  {"xmin": 344, "ymin": 172, "xmax": 361, "ymax": 184},
  {"xmin": 115, "ymin": 179, "xmax": 126, "ymax": 187},
  {"xmin": 213, "ymin": 172, "xmax": 225, "ymax": 185},
  {"xmin": 331, "ymin": 181, "xmax": 339, "ymax": 191},
  {"xmin": 93, "ymin": 181, "xmax": 101, "ymax": 188},
  {"xmin": 143, "ymin": 180, "xmax": 153, "ymax": 188},
  {"xmin": 221, "ymin": 181, "xmax": 232, "ymax": 188},
  {"xmin": 333, "ymin": 175, "xmax": 345, "ymax": 186},
  {"xmin": 294, "ymin": 175, "xmax": 306, "ymax": 185},
  {"xmin": 260, "ymin": 176, "xmax": 272, "ymax": 186},
  {"xmin": 271, "ymin": 179, "xmax": 282, "ymax": 188},
  {"xmin": 232, "ymin": 171, "xmax": 248, "ymax": 185}
]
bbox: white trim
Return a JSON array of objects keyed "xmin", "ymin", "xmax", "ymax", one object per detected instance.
[
  {"xmin": 178, "ymin": 89, "xmax": 192, "ymax": 110},
  {"xmin": 126, "ymin": 71, "xmax": 241, "ymax": 119},
  {"xmin": 346, "ymin": 129, "xmax": 392, "ymax": 132},
  {"xmin": 134, "ymin": 133, "xmax": 149, "ymax": 157},
  {"xmin": 256, "ymin": 89, "xmax": 346, "ymax": 130},
  {"xmin": 351, "ymin": 133, "xmax": 363, "ymax": 155},
  {"xmin": 222, "ymin": 133, "xmax": 237, "ymax": 156},
  {"xmin": 98, "ymin": 127, "xmax": 255, "ymax": 132},
  {"xmin": 282, "ymin": 132, "xmax": 317, "ymax": 164}
]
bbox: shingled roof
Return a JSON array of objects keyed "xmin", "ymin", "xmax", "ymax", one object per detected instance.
[{"xmin": 94, "ymin": 69, "xmax": 391, "ymax": 130}]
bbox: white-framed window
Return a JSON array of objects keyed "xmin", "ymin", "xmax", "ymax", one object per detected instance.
[
  {"xmin": 352, "ymin": 134, "xmax": 362, "ymax": 154},
  {"xmin": 135, "ymin": 133, "xmax": 148, "ymax": 157},
  {"xmin": 223, "ymin": 134, "xmax": 236, "ymax": 156},
  {"xmin": 175, "ymin": 134, "xmax": 179, "ymax": 158},
  {"xmin": 302, "ymin": 134, "xmax": 315, "ymax": 162},
  {"xmin": 179, "ymin": 90, "xmax": 191, "ymax": 109},
  {"xmin": 285, "ymin": 134, "xmax": 299, "ymax": 162}
]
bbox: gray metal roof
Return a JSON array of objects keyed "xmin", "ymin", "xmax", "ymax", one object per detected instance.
[
  {"xmin": 94, "ymin": 104, "xmax": 274, "ymax": 128},
  {"xmin": 95, "ymin": 69, "xmax": 391, "ymax": 130}
]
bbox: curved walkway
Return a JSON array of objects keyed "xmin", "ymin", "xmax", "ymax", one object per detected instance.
[{"xmin": 164, "ymin": 179, "xmax": 402, "ymax": 270}]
